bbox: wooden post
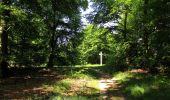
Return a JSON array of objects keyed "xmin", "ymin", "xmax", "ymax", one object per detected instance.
[{"xmin": 99, "ymin": 52, "xmax": 103, "ymax": 65}]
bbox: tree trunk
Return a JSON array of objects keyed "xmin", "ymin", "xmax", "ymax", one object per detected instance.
[
  {"xmin": 47, "ymin": 53, "xmax": 54, "ymax": 68},
  {"xmin": 0, "ymin": 0, "xmax": 11, "ymax": 78},
  {"xmin": 47, "ymin": 0, "xmax": 57, "ymax": 68},
  {"xmin": 123, "ymin": 11, "xmax": 129, "ymax": 65},
  {"xmin": 123, "ymin": 11, "xmax": 128, "ymax": 42},
  {"xmin": 1, "ymin": 19, "xmax": 9, "ymax": 78},
  {"xmin": 47, "ymin": 31, "xmax": 55, "ymax": 68},
  {"xmin": 143, "ymin": 0, "xmax": 149, "ymax": 68}
]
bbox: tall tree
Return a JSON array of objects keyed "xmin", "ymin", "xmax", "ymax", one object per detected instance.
[
  {"xmin": 142, "ymin": 0, "xmax": 150, "ymax": 68},
  {"xmin": 0, "ymin": 0, "xmax": 87, "ymax": 68},
  {"xmin": 45, "ymin": 0, "xmax": 88, "ymax": 67},
  {"xmin": 0, "ymin": 0, "xmax": 11, "ymax": 78},
  {"xmin": 151, "ymin": 0, "xmax": 170, "ymax": 68}
]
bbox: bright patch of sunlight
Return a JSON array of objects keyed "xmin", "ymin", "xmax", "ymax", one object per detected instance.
[
  {"xmin": 99, "ymin": 81, "xmax": 107, "ymax": 91},
  {"xmin": 75, "ymin": 64, "xmax": 105, "ymax": 67},
  {"xmin": 51, "ymin": 96, "xmax": 88, "ymax": 100},
  {"xmin": 99, "ymin": 80, "xmax": 114, "ymax": 91},
  {"xmin": 113, "ymin": 72, "xmax": 134, "ymax": 82},
  {"xmin": 87, "ymin": 80, "xmax": 99, "ymax": 90},
  {"xmin": 0, "ymin": 26, "xmax": 2, "ymax": 33}
]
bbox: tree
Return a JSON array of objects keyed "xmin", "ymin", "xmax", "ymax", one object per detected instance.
[
  {"xmin": 149, "ymin": 0, "xmax": 170, "ymax": 69},
  {"xmin": 0, "ymin": 0, "xmax": 11, "ymax": 78},
  {"xmin": 0, "ymin": 0, "xmax": 88, "ymax": 70},
  {"xmin": 44, "ymin": 0, "xmax": 88, "ymax": 67},
  {"xmin": 90, "ymin": 0, "xmax": 141, "ymax": 66},
  {"xmin": 78, "ymin": 24, "xmax": 114, "ymax": 64},
  {"xmin": 90, "ymin": 0, "xmax": 170, "ymax": 71}
]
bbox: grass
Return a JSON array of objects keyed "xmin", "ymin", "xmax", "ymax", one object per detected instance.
[
  {"xmin": 113, "ymin": 72, "xmax": 170, "ymax": 100},
  {"xmin": 53, "ymin": 79, "xmax": 72, "ymax": 95},
  {"xmin": 50, "ymin": 70, "xmax": 100, "ymax": 100},
  {"xmin": 113, "ymin": 72, "xmax": 134, "ymax": 82}
]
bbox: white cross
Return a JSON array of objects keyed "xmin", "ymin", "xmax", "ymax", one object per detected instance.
[{"xmin": 99, "ymin": 51, "xmax": 103, "ymax": 65}]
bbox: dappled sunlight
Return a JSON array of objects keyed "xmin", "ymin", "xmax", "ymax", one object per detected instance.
[
  {"xmin": 0, "ymin": 68, "xmax": 63, "ymax": 99},
  {"xmin": 98, "ymin": 78, "xmax": 127, "ymax": 100},
  {"xmin": 0, "ymin": 0, "xmax": 169, "ymax": 99},
  {"xmin": 113, "ymin": 71, "xmax": 170, "ymax": 100},
  {"xmin": 0, "ymin": 66, "xmax": 122, "ymax": 99},
  {"xmin": 99, "ymin": 79, "xmax": 115, "ymax": 92},
  {"xmin": 129, "ymin": 69, "xmax": 148, "ymax": 74},
  {"xmin": 1, "ymin": 66, "xmax": 170, "ymax": 99},
  {"xmin": 53, "ymin": 78, "xmax": 100, "ymax": 97},
  {"xmin": 0, "ymin": 85, "xmax": 54, "ymax": 99}
]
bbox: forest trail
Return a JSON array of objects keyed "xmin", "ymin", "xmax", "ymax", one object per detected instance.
[
  {"xmin": 0, "ymin": 67, "xmax": 127, "ymax": 100},
  {"xmin": 99, "ymin": 78, "xmax": 118, "ymax": 92},
  {"xmin": 97, "ymin": 73, "xmax": 126, "ymax": 100}
]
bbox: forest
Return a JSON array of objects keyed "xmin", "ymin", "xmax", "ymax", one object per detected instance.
[{"xmin": 0, "ymin": 0, "xmax": 170, "ymax": 99}]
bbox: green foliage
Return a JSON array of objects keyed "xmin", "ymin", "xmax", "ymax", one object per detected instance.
[
  {"xmin": 126, "ymin": 85, "xmax": 147, "ymax": 97},
  {"xmin": 1, "ymin": 0, "xmax": 88, "ymax": 68},
  {"xmin": 78, "ymin": 24, "xmax": 114, "ymax": 64},
  {"xmin": 0, "ymin": 1, "xmax": 50, "ymax": 67},
  {"xmin": 0, "ymin": 0, "xmax": 169, "ymax": 76},
  {"xmin": 106, "ymin": 42, "xmax": 129, "ymax": 70},
  {"xmin": 90, "ymin": 0, "xmax": 170, "ymax": 71}
]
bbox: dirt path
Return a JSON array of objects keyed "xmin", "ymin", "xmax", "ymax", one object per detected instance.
[
  {"xmin": 0, "ymin": 67, "xmax": 128, "ymax": 100},
  {"xmin": 99, "ymin": 78, "xmax": 117, "ymax": 93},
  {"xmin": 98, "ymin": 78, "xmax": 125, "ymax": 100}
]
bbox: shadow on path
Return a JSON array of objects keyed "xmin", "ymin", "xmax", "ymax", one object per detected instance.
[
  {"xmin": 0, "ymin": 66, "xmax": 126, "ymax": 99},
  {"xmin": 0, "ymin": 68, "xmax": 65, "ymax": 99}
]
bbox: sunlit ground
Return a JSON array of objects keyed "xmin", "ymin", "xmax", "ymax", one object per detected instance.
[{"xmin": 0, "ymin": 66, "xmax": 170, "ymax": 100}]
